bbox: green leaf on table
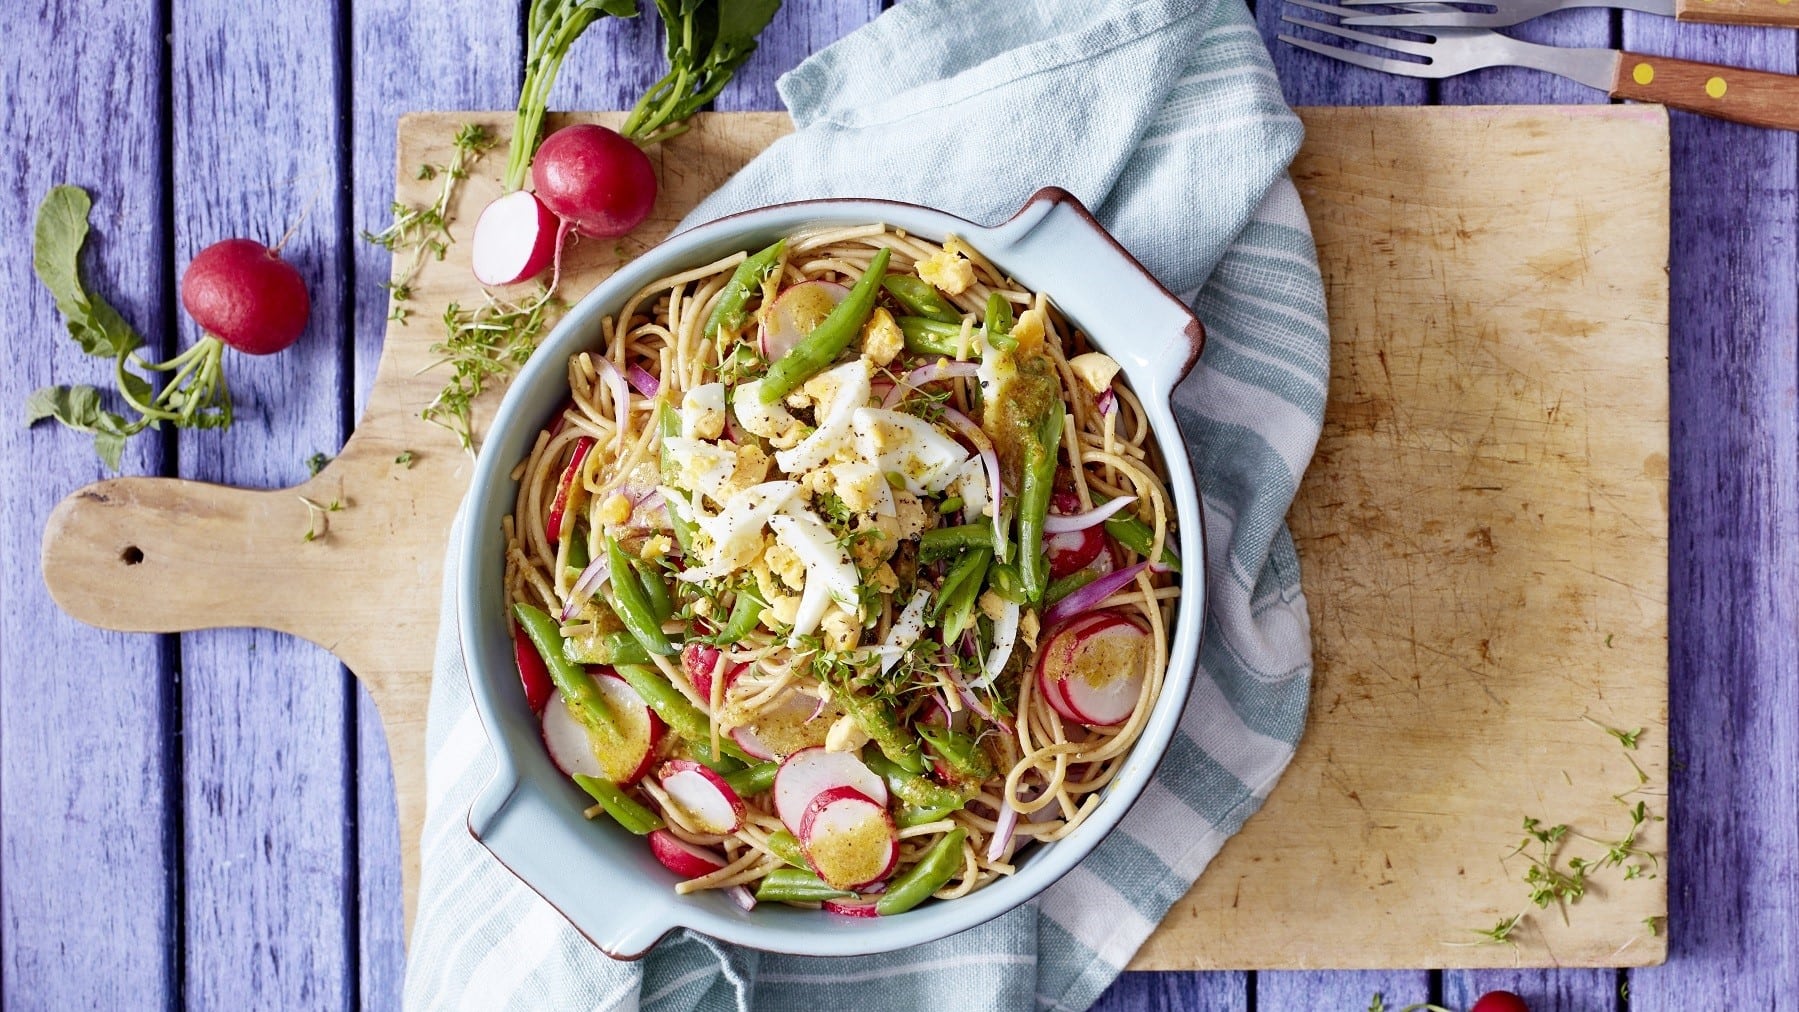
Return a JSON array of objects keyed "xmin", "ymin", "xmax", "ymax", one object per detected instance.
[
  {"xmin": 24, "ymin": 384, "xmax": 140, "ymax": 470},
  {"xmin": 32, "ymin": 185, "xmax": 144, "ymax": 360}
]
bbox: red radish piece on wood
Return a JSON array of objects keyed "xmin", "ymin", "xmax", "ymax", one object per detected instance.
[
  {"xmin": 1035, "ymin": 611, "xmax": 1151, "ymax": 727},
  {"xmin": 659, "ymin": 759, "xmax": 746, "ymax": 833},
  {"xmin": 821, "ymin": 897, "xmax": 882, "ymax": 918},
  {"xmin": 683, "ymin": 644, "xmax": 747, "ymax": 701},
  {"xmin": 540, "ymin": 676, "xmax": 662, "ymax": 785},
  {"xmin": 512, "ymin": 621, "xmax": 553, "ymax": 712},
  {"xmin": 773, "ymin": 747, "xmax": 887, "ymax": 832},
  {"xmin": 760, "ymin": 280, "xmax": 847, "ymax": 361},
  {"xmin": 531, "ymin": 124, "xmax": 657, "ymax": 239},
  {"xmin": 798, "ymin": 786, "xmax": 899, "ymax": 890},
  {"xmin": 544, "ymin": 436, "xmax": 595, "ymax": 543},
  {"xmin": 470, "ymin": 189, "xmax": 559, "ymax": 286},
  {"xmin": 180, "ymin": 238, "xmax": 310, "ymax": 355},
  {"xmin": 648, "ymin": 829, "xmax": 727, "ymax": 878}
]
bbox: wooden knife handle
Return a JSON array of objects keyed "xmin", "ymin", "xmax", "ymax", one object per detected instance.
[
  {"xmin": 1674, "ymin": 0, "xmax": 1799, "ymax": 26},
  {"xmin": 1612, "ymin": 53, "xmax": 1799, "ymax": 131}
]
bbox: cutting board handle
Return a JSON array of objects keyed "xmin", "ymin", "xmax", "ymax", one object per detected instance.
[{"xmin": 40, "ymin": 473, "xmax": 350, "ymax": 641}]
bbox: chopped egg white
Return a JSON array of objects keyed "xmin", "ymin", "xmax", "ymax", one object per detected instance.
[
  {"xmin": 824, "ymin": 713, "xmax": 870, "ymax": 753},
  {"xmin": 661, "ymin": 437, "xmax": 737, "ymax": 502},
  {"xmin": 950, "ymin": 457, "xmax": 989, "ymax": 521},
  {"xmin": 850, "ymin": 408, "xmax": 969, "ymax": 494},
  {"xmin": 681, "ymin": 382, "xmax": 727, "ymax": 440},
  {"xmin": 875, "ymin": 589, "xmax": 931, "ymax": 674},
  {"xmin": 774, "ymin": 358, "xmax": 872, "ymax": 475},
  {"xmin": 676, "ymin": 480, "xmax": 800, "ymax": 583},
  {"xmin": 768, "ymin": 509, "xmax": 859, "ymax": 604},
  {"xmin": 733, "ymin": 378, "xmax": 806, "ymax": 448}
]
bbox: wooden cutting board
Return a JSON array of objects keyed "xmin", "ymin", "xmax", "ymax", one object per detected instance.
[{"xmin": 39, "ymin": 104, "xmax": 1669, "ymax": 970}]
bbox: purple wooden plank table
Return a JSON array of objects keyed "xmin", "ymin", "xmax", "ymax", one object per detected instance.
[{"xmin": 2, "ymin": 1, "xmax": 1793, "ymax": 1009}]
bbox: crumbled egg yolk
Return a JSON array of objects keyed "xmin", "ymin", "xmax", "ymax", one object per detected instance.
[
  {"xmin": 917, "ymin": 249, "xmax": 975, "ymax": 296},
  {"xmin": 764, "ymin": 538, "xmax": 807, "ymax": 590},
  {"xmin": 599, "ymin": 492, "xmax": 634, "ymax": 526},
  {"xmin": 862, "ymin": 307, "xmax": 905, "ymax": 366},
  {"xmin": 978, "ymin": 590, "xmax": 1008, "ymax": 623},
  {"xmin": 1013, "ymin": 306, "xmax": 1047, "ymax": 356},
  {"xmin": 820, "ymin": 605, "xmax": 862, "ymax": 652},
  {"xmin": 1068, "ymin": 351, "xmax": 1121, "ymax": 396},
  {"xmin": 681, "ymin": 383, "xmax": 727, "ymax": 440},
  {"xmin": 640, "ymin": 534, "xmax": 673, "ymax": 560}
]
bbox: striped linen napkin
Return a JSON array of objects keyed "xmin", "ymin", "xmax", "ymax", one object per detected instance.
[{"xmin": 405, "ymin": 0, "xmax": 1324, "ymax": 1007}]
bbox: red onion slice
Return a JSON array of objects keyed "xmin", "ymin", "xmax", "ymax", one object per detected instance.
[
  {"xmin": 1043, "ymin": 561, "xmax": 1174, "ymax": 626},
  {"xmin": 987, "ymin": 801, "xmax": 1019, "ymax": 861},
  {"xmin": 1096, "ymin": 389, "xmax": 1116, "ymax": 416},
  {"xmin": 1043, "ymin": 495, "xmax": 1138, "ymax": 534},
  {"xmin": 560, "ymin": 555, "xmax": 613, "ymax": 622},
  {"xmin": 626, "ymin": 364, "xmax": 661, "ymax": 398},
  {"xmin": 881, "ymin": 360, "xmax": 981, "ymax": 409},
  {"xmin": 728, "ymin": 885, "xmax": 757, "ymax": 912},
  {"xmin": 939, "ymin": 406, "xmax": 1005, "ymax": 554},
  {"xmin": 592, "ymin": 356, "xmax": 631, "ymax": 448}
]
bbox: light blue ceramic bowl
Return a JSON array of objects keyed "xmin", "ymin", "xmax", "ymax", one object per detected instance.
[{"xmin": 460, "ymin": 188, "xmax": 1208, "ymax": 959}]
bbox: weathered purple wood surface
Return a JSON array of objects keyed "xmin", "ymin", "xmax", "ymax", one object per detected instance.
[{"xmin": 3, "ymin": 0, "xmax": 1795, "ymax": 1009}]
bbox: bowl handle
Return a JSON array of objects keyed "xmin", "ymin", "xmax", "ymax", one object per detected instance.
[{"xmin": 979, "ymin": 187, "xmax": 1206, "ymax": 400}]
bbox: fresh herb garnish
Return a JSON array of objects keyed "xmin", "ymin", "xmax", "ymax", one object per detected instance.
[
  {"xmin": 299, "ymin": 494, "xmax": 345, "ymax": 543},
  {"xmin": 621, "ymin": 0, "xmax": 786, "ymax": 145},
  {"xmin": 422, "ymin": 286, "xmax": 560, "ymax": 450},
  {"xmin": 306, "ymin": 451, "xmax": 332, "ymax": 476},
  {"xmin": 363, "ymin": 123, "xmax": 495, "ymax": 309},
  {"xmin": 394, "ymin": 450, "xmax": 416, "ymax": 468},
  {"xmin": 26, "ymin": 185, "xmax": 233, "ymax": 469}
]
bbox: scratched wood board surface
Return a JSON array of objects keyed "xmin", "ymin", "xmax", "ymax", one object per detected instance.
[{"xmin": 37, "ymin": 103, "xmax": 1670, "ymax": 974}]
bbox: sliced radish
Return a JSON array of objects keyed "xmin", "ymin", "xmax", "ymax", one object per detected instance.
[
  {"xmin": 541, "ymin": 677, "xmax": 662, "ymax": 785},
  {"xmin": 773, "ymin": 746, "xmax": 887, "ymax": 832},
  {"xmin": 1046, "ymin": 528, "xmax": 1106, "ymax": 581},
  {"xmin": 471, "ymin": 189, "xmax": 560, "ymax": 287},
  {"xmin": 1034, "ymin": 611, "xmax": 1152, "ymax": 727},
  {"xmin": 822, "ymin": 896, "xmax": 882, "ymax": 918},
  {"xmin": 730, "ymin": 690, "xmax": 834, "ymax": 761},
  {"xmin": 799, "ymin": 786, "xmax": 899, "ymax": 890},
  {"xmin": 648, "ymin": 829, "xmax": 727, "ymax": 878},
  {"xmin": 760, "ymin": 280, "xmax": 847, "ymax": 361},
  {"xmin": 544, "ymin": 436, "xmax": 596, "ymax": 543},
  {"xmin": 684, "ymin": 643, "xmax": 747, "ymax": 701},
  {"xmin": 659, "ymin": 759, "xmax": 746, "ymax": 833},
  {"xmin": 512, "ymin": 621, "xmax": 553, "ymax": 712}
]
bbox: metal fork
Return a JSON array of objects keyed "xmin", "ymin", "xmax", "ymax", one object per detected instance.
[
  {"xmin": 1337, "ymin": 0, "xmax": 1799, "ymax": 30},
  {"xmin": 1277, "ymin": 0, "xmax": 1799, "ymax": 131}
]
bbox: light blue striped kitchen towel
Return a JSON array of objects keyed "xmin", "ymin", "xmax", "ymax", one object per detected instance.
[{"xmin": 405, "ymin": 0, "xmax": 1323, "ymax": 1008}]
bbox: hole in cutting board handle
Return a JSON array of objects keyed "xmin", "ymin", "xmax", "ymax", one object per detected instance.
[{"xmin": 120, "ymin": 545, "xmax": 144, "ymax": 566}]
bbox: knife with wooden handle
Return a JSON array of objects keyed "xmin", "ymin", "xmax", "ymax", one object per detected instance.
[{"xmin": 1610, "ymin": 54, "xmax": 1799, "ymax": 130}]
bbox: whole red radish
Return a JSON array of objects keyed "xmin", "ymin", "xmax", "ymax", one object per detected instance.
[
  {"xmin": 1471, "ymin": 992, "xmax": 1529, "ymax": 1012},
  {"xmin": 471, "ymin": 189, "xmax": 560, "ymax": 286},
  {"xmin": 181, "ymin": 238, "xmax": 310, "ymax": 355},
  {"xmin": 531, "ymin": 124, "xmax": 656, "ymax": 239}
]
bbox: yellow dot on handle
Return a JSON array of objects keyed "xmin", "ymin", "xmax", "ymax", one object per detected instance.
[
  {"xmin": 1706, "ymin": 76, "xmax": 1728, "ymax": 99},
  {"xmin": 1780, "ymin": 0, "xmax": 1793, "ymax": 7},
  {"xmin": 1633, "ymin": 62, "xmax": 1655, "ymax": 85}
]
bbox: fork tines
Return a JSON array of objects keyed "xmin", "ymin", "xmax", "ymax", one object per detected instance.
[{"xmin": 1277, "ymin": 0, "xmax": 1447, "ymax": 77}]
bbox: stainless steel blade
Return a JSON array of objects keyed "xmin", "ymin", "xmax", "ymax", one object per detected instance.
[{"xmin": 1339, "ymin": 0, "xmax": 1673, "ymax": 28}]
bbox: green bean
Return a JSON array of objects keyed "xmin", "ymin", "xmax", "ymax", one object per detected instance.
[
  {"xmin": 563, "ymin": 629, "xmax": 650, "ymax": 667},
  {"xmin": 565, "ymin": 528, "xmax": 590, "ymax": 577},
  {"xmin": 882, "ymin": 275, "xmax": 960, "ymax": 323},
  {"xmin": 987, "ymin": 561, "xmax": 1027, "ymax": 604},
  {"xmin": 938, "ymin": 495, "xmax": 964, "ymax": 515},
  {"xmin": 824, "ymin": 686, "xmax": 926, "ymax": 774},
  {"xmin": 634, "ymin": 560, "xmax": 675, "ymax": 624},
  {"xmin": 703, "ymin": 238, "xmax": 785, "ymax": 339},
  {"xmin": 572, "ymin": 774, "xmax": 664, "ymax": 835},
  {"xmin": 895, "ymin": 803, "xmax": 962, "ymax": 829},
  {"xmin": 897, "ymin": 316, "xmax": 961, "ymax": 357},
  {"xmin": 875, "ymin": 828, "xmax": 967, "ymax": 916},
  {"xmin": 1095, "ymin": 492, "xmax": 1181, "ymax": 572},
  {"xmin": 1017, "ymin": 410, "xmax": 1062, "ymax": 603},
  {"xmin": 765, "ymin": 829, "xmax": 808, "ymax": 869},
  {"xmin": 936, "ymin": 548, "xmax": 992, "ymax": 641},
  {"xmin": 755, "ymin": 868, "xmax": 853, "ymax": 904},
  {"xmin": 613, "ymin": 663, "xmax": 751, "ymax": 772},
  {"xmin": 513, "ymin": 603, "xmax": 617, "ymax": 732},
  {"xmin": 919, "ymin": 725, "xmax": 993, "ymax": 781},
  {"xmin": 1044, "ymin": 568, "xmax": 1100, "ymax": 609},
  {"xmin": 709, "ymin": 585, "xmax": 764, "ymax": 643},
  {"xmin": 983, "ymin": 291, "xmax": 1017, "ymax": 351},
  {"xmin": 606, "ymin": 536, "xmax": 676, "ymax": 656},
  {"xmin": 865, "ymin": 751, "xmax": 966, "ymax": 811},
  {"xmin": 918, "ymin": 522, "xmax": 995, "ymax": 561},
  {"xmin": 657, "ymin": 404, "xmax": 697, "ymax": 555},
  {"xmin": 761, "ymin": 248, "xmax": 890, "ymax": 403},
  {"xmin": 723, "ymin": 761, "xmax": 778, "ymax": 798}
]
